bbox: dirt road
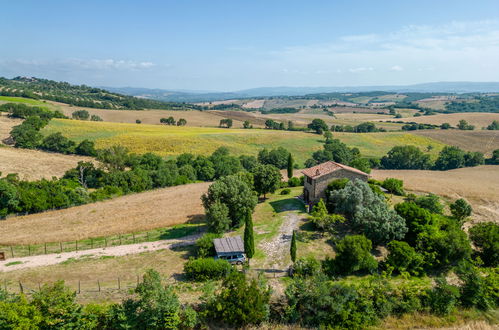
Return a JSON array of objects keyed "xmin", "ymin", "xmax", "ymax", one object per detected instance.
[{"xmin": 0, "ymin": 234, "xmax": 201, "ymax": 272}]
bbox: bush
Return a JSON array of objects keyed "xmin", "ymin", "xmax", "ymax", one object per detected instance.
[
  {"xmin": 326, "ymin": 235, "xmax": 378, "ymax": 275},
  {"xmin": 287, "ymin": 177, "xmax": 301, "ymax": 187},
  {"xmin": 72, "ymin": 110, "xmax": 90, "ymax": 120},
  {"xmin": 426, "ymin": 278, "xmax": 460, "ymax": 315},
  {"xmin": 456, "ymin": 262, "xmax": 498, "ymax": 311},
  {"xmin": 280, "ymin": 188, "xmax": 291, "ymax": 195},
  {"xmin": 395, "ymin": 202, "xmax": 434, "ymax": 245},
  {"xmin": 293, "ymin": 257, "xmax": 321, "ymax": 277},
  {"xmin": 202, "ymin": 272, "xmax": 271, "ymax": 327},
  {"xmin": 381, "ymin": 145, "xmax": 432, "ymax": 169},
  {"xmin": 415, "ymin": 193, "xmax": 443, "ymax": 214},
  {"xmin": 381, "ymin": 178, "xmax": 405, "ymax": 195},
  {"xmin": 450, "ymin": 198, "xmax": 472, "ymax": 222},
  {"xmin": 385, "ymin": 240, "xmax": 424, "ymax": 276},
  {"xmin": 40, "ymin": 132, "xmax": 76, "ymax": 154},
  {"xmin": 195, "ymin": 233, "xmax": 221, "ymax": 258},
  {"xmin": 469, "ymin": 222, "xmax": 499, "ymax": 267},
  {"xmin": 90, "ymin": 114, "xmax": 102, "ymax": 121},
  {"xmin": 205, "ymin": 201, "xmax": 231, "ymax": 234},
  {"xmin": 184, "ymin": 258, "xmax": 232, "ymax": 281},
  {"xmin": 75, "ymin": 139, "xmax": 97, "ymax": 156}
]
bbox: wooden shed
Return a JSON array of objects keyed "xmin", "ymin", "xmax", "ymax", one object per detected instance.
[{"xmin": 213, "ymin": 236, "xmax": 246, "ymax": 264}]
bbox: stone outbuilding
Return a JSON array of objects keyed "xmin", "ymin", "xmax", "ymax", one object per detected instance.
[{"xmin": 301, "ymin": 161, "xmax": 369, "ymax": 204}]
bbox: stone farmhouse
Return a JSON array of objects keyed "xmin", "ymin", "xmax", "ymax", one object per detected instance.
[{"xmin": 301, "ymin": 161, "xmax": 369, "ymax": 204}]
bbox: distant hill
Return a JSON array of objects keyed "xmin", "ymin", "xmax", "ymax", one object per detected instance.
[
  {"xmin": 105, "ymin": 82, "xmax": 499, "ymax": 102},
  {"xmin": 0, "ymin": 77, "xmax": 199, "ymax": 110}
]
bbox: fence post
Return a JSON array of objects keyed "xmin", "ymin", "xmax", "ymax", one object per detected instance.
[
  {"xmin": 133, "ymin": 233, "xmax": 135, "ymax": 243},
  {"xmin": 119, "ymin": 234, "xmax": 122, "ymax": 245},
  {"xmin": 78, "ymin": 280, "xmax": 81, "ymax": 294},
  {"xmin": 60, "ymin": 242, "xmax": 62, "ymax": 253},
  {"xmin": 136, "ymin": 275, "xmax": 139, "ymax": 287},
  {"xmin": 4, "ymin": 279, "xmax": 7, "ymax": 292},
  {"xmin": 146, "ymin": 232, "xmax": 149, "ymax": 241},
  {"xmin": 97, "ymin": 280, "xmax": 101, "ymax": 292},
  {"xmin": 38, "ymin": 283, "xmax": 41, "ymax": 291},
  {"xmin": 28, "ymin": 245, "xmax": 31, "ymax": 256},
  {"xmin": 118, "ymin": 277, "xmax": 121, "ymax": 290},
  {"xmin": 76, "ymin": 240, "xmax": 78, "ymax": 252},
  {"xmin": 105, "ymin": 238, "xmax": 107, "ymax": 247},
  {"xmin": 10, "ymin": 246, "xmax": 14, "ymax": 258},
  {"xmin": 44, "ymin": 243, "xmax": 47, "ymax": 254},
  {"xmin": 19, "ymin": 281, "xmax": 23, "ymax": 293}
]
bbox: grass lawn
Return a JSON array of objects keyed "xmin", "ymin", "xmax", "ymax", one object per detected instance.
[
  {"xmin": 0, "ymin": 96, "xmax": 57, "ymax": 109},
  {"xmin": 42, "ymin": 119, "xmax": 447, "ymax": 165}
]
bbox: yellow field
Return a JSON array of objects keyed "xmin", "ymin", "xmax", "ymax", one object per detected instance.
[
  {"xmin": 394, "ymin": 112, "xmax": 499, "ymax": 128},
  {"xmin": 42, "ymin": 119, "xmax": 447, "ymax": 164},
  {"xmin": 412, "ymin": 130, "xmax": 498, "ymax": 156}
]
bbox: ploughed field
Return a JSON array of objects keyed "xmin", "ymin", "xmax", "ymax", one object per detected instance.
[
  {"xmin": 390, "ymin": 112, "xmax": 499, "ymax": 128},
  {"xmin": 42, "ymin": 118, "xmax": 446, "ymax": 165}
]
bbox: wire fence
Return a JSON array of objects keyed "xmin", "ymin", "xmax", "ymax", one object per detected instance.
[{"xmin": 0, "ymin": 224, "xmax": 205, "ymax": 259}]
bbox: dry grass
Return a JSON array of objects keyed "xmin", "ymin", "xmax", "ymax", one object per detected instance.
[
  {"xmin": 0, "ymin": 113, "xmax": 22, "ymax": 141},
  {"xmin": 372, "ymin": 166, "xmax": 499, "ymax": 224},
  {"xmin": 0, "ymin": 147, "xmax": 93, "ymax": 180},
  {"xmin": 52, "ymin": 101, "xmax": 243, "ymax": 127},
  {"xmin": 412, "ymin": 130, "xmax": 498, "ymax": 156},
  {"xmin": 0, "ymin": 182, "xmax": 210, "ymax": 245},
  {"xmin": 394, "ymin": 113, "xmax": 499, "ymax": 128}
]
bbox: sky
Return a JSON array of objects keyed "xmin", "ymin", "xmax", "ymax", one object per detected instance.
[{"xmin": 1, "ymin": 0, "xmax": 499, "ymax": 91}]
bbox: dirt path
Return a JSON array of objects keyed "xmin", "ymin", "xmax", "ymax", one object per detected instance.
[
  {"xmin": 0, "ymin": 234, "xmax": 201, "ymax": 272},
  {"xmin": 258, "ymin": 212, "xmax": 302, "ymax": 270}
]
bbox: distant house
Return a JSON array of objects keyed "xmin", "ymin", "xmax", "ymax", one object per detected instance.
[
  {"xmin": 213, "ymin": 236, "xmax": 246, "ymax": 265},
  {"xmin": 301, "ymin": 161, "xmax": 369, "ymax": 204}
]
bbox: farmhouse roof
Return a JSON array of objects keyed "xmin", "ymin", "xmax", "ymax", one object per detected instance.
[
  {"xmin": 213, "ymin": 236, "xmax": 245, "ymax": 254},
  {"xmin": 301, "ymin": 161, "xmax": 369, "ymax": 179}
]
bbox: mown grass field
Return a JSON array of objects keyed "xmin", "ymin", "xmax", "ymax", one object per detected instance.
[
  {"xmin": 42, "ymin": 119, "xmax": 447, "ymax": 164},
  {"xmin": 0, "ymin": 96, "xmax": 54, "ymax": 107}
]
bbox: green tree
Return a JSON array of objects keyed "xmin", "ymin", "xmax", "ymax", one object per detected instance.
[
  {"xmin": 415, "ymin": 193, "xmax": 443, "ymax": 214},
  {"xmin": 307, "ymin": 118, "xmax": 329, "ymax": 134},
  {"xmin": 290, "ymin": 230, "xmax": 297, "ymax": 263},
  {"xmin": 469, "ymin": 222, "xmax": 498, "ymax": 267},
  {"xmin": 252, "ymin": 164, "xmax": 282, "ymax": 198},
  {"xmin": 486, "ymin": 120, "xmax": 499, "ymax": 130},
  {"xmin": 327, "ymin": 235, "xmax": 378, "ymax": 275},
  {"xmin": 203, "ymin": 272, "xmax": 271, "ymax": 327},
  {"xmin": 176, "ymin": 118, "xmax": 187, "ymax": 126},
  {"xmin": 434, "ymin": 146, "xmax": 466, "ymax": 170},
  {"xmin": 244, "ymin": 211, "xmax": 255, "ymax": 261},
  {"xmin": 323, "ymin": 130, "xmax": 333, "ymax": 142},
  {"xmin": 395, "ymin": 202, "xmax": 434, "ymax": 245},
  {"xmin": 287, "ymin": 153, "xmax": 294, "ymax": 179},
  {"xmin": 426, "ymin": 278, "xmax": 460, "ymax": 315},
  {"xmin": 0, "ymin": 295, "xmax": 43, "ymax": 330},
  {"xmin": 381, "ymin": 145, "xmax": 432, "ymax": 169},
  {"xmin": 349, "ymin": 158, "xmax": 372, "ymax": 174},
  {"xmin": 195, "ymin": 233, "xmax": 221, "ymax": 258},
  {"xmin": 75, "ymin": 139, "xmax": 97, "ymax": 156},
  {"xmin": 0, "ymin": 179, "xmax": 19, "ymax": 218},
  {"xmin": 202, "ymin": 175, "xmax": 257, "ymax": 229},
  {"xmin": 40, "ymin": 132, "xmax": 76, "ymax": 154},
  {"xmin": 381, "ymin": 178, "xmax": 405, "ymax": 195},
  {"xmin": 450, "ymin": 198, "xmax": 472, "ymax": 222},
  {"xmin": 205, "ymin": 200, "xmax": 231, "ymax": 233},
  {"xmin": 385, "ymin": 240, "xmax": 424, "ymax": 276},
  {"xmin": 71, "ymin": 110, "xmax": 90, "ymax": 120},
  {"xmin": 97, "ymin": 145, "xmax": 129, "ymax": 171},
  {"xmin": 90, "ymin": 114, "xmax": 102, "ymax": 121},
  {"xmin": 258, "ymin": 147, "xmax": 290, "ymax": 169},
  {"xmin": 243, "ymin": 120, "xmax": 251, "ymax": 128}
]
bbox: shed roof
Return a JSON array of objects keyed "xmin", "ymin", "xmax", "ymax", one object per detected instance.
[
  {"xmin": 213, "ymin": 236, "xmax": 245, "ymax": 254},
  {"xmin": 301, "ymin": 161, "xmax": 369, "ymax": 179}
]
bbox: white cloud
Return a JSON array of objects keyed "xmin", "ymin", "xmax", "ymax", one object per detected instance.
[
  {"xmin": 390, "ymin": 65, "xmax": 404, "ymax": 71},
  {"xmin": 348, "ymin": 67, "xmax": 374, "ymax": 73}
]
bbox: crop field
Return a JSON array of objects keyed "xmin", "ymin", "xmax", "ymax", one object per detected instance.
[
  {"xmin": 372, "ymin": 166, "xmax": 499, "ymax": 224},
  {"xmin": 0, "ymin": 96, "xmax": 54, "ymax": 107},
  {"xmin": 42, "ymin": 119, "xmax": 446, "ymax": 163},
  {"xmin": 0, "ymin": 113, "xmax": 22, "ymax": 140},
  {"xmin": 0, "ymin": 182, "xmax": 210, "ymax": 245},
  {"xmin": 412, "ymin": 130, "xmax": 498, "ymax": 156},
  {"xmin": 394, "ymin": 112, "xmax": 499, "ymax": 128},
  {"xmin": 0, "ymin": 147, "xmax": 93, "ymax": 180}
]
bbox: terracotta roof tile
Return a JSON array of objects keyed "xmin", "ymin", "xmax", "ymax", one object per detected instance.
[{"xmin": 301, "ymin": 161, "xmax": 369, "ymax": 179}]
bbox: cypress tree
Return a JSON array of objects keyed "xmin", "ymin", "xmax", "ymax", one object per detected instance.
[
  {"xmin": 287, "ymin": 153, "xmax": 294, "ymax": 179},
  {"xmin": 290, "ymin": 230, "xmax": 297, "ymax": 262},
  {"xmin": 244, "ymin": 211, "xmax": 255, "ymax": 262}
]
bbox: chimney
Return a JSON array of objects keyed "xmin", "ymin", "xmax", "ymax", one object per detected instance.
[{"xmin": 316, "ymin": 169, "xmax": 320, "ymax": 176}]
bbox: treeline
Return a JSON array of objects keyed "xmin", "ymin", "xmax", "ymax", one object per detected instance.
[
  {"xmin": 445, "ymin": 96, "xmax": 499, "ymax": 113},
  {"xmin": 0, "ymin": 76, "xmax": 201, "ymax": 110}
]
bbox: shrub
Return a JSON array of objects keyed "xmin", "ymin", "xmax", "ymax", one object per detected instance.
[
  {"xmin": 72, "ymin": 110, "xmax": 90, "ymax": 120},
  {"xmin": 469, "ymin": 222, "xmax": 499, "ymax": 267},
  {"xmin": 202, "ymin": 272, "xmax": 271, "ymax": 327},
  {"xmin": 287, "ymin": 177, "xmax": 301, "ymax": 187},
  {"xmin": 450, "ymin": 198, "xmax": 472, "ymax": 222},
  {"xmin": 434, "ymin": 146, "xmax": 466, "ymax": 170},
  {"xmin": 90, "ymin": 114, "xmax": 102, "ymax": 121},
  {"xmin": 426, "ymin": 278, "xmax": 460, "ymax": 315},
  {"xmin": 381, "ymin": 178, "xmax": 405, "ymax": 195},
  {"xmin": 385, "ymin": 240, "xmax": 424, "ymax": 276},
  {"xmin": 75, "ymin": 139, "xmax": 97, "ymax": 156},
  {"xmin": 205, "ymin": 201, "xmax": 231, "ymax": 234},
  {"xmin": 40, "ymin": 132, "xmax": 76, "ymax": 154},
  {"xmin": 195, "ymin": 233, "xmax": 222, "ymax": 258},
  {"xmin": 326, "ymin": 235, "xmax": 378, "ymax": 275},
  {"xmin": 395, "ymin": 202, "xmax": 434, "ymax": 245},
  {"xmin": 381, "ymin": 145, "xmax": 432, "ymax": 169},
  {"xmin": 280, "ymin": 188, "xmax": 291, "ymax": 195},
  {"xmin": 184, "ymin": 258, "xmax": 232, "ymax": 281},
  {"xmin": 415, "ymin": 193, "xmax": 443, "ymax": 214},
  {"xmin": 456, "ymin": 262, "xmax": 498, "ymax": 311},
  {"xmin": 293, "ymin": 257, "xmax": 321, "ymax": 277}
]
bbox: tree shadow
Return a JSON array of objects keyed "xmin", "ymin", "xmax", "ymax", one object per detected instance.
[
  {"xmin": 269, "ymin": 198, "xmax": 305, "ymax": 213},
  {"xmin": 159, "ymin": 225, "xmax": 206, "ymax": 240},
  {"xmin": 185, "ymin": 214, "xmax": 205, "ymax": 224}
]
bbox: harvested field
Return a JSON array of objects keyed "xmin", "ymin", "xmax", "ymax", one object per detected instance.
[
  {"xmin": 412, "ymin": 130, "xmax": 498, "ymax": 156},
  {"xmin": 242, "ymin": 99, "xmax": 265, "ymax": 108},
  {"xmin": 0, "ymin": 113, "xmax": 22, "ymax": 141},
  {"xmin": 0, "ymin": 182, "xmax": 210, "ymax": 245},
  {"xmin": 0, "ymin": 147, "xmax": 93, "ymax": 180},
  {"xmin": 393, "ymin": 112, "xmax": 499, "ymax": 128},
  {"xmin": 372, "ymin": 166, "xmax": 499, "ymax": 224}
]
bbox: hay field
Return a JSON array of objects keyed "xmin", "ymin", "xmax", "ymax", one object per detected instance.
[
  {"xmin": 0, "ymin": 113, "xmax": 22, "ymax": 141},
  {"xmin": 42, "ymin": 119, "xmax": 447, "ymax": 163},
  {"xmin": 393, "ymin": 113, "xmax": 499, "ymax": 128},
  {"xmin": 372, "ymin": 166, "xmax": 499, "ymax": 224},
  {"xmin": 0, "ymin": 147, "xmax": 93, "ymax": 180},
  {"xmin": 0, "ymin": 182, "xmax": 210, "ymax": 245},
  {"xmin": 412, "ymin": 130, "xmax": 498, "ymax": 156}
]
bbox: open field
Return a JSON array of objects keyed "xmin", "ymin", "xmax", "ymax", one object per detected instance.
[
  {"xmin": 412, "ymin": 130, "xmax": 498, "ymax": 156},
  {"xmin": 0, "ymin": 182, "xmax": 210, "ymax": 245},
  {"xmin": 42, "ymin": 119, "xmax": 447, "ymax": 163},
  {"xmin": 372, "ymin": 166, "xmax": 499, "ymax": 224},
  {"xmin": 0, "ymin": 147, "xmax": 93, "ymax": 180},
  {"xmin": 392, "ymin": 112, "xmax": 499, "ymax": 128},
  {"xmin": 0, "ymin": 113, "xmax": 22, "ymax": 141},
  {"xmin": 0, "ymin": 96, "xmax": 54, "ymax": 107}
]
